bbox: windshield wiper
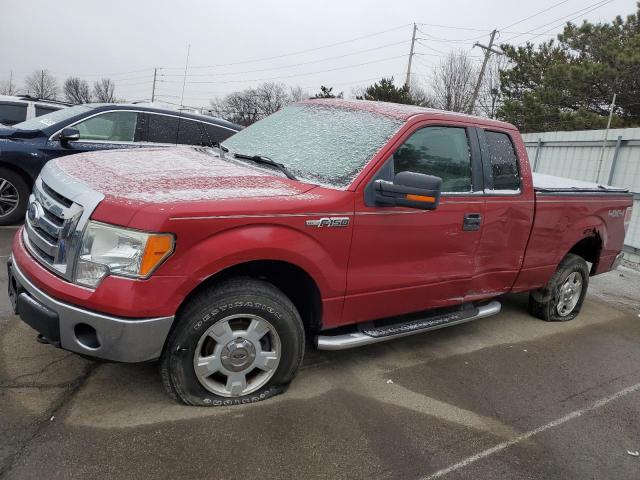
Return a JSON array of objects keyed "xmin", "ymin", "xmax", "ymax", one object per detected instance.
[{"xmin": 233, "ymin": 153, "xmax": 297, "ymax": 181}]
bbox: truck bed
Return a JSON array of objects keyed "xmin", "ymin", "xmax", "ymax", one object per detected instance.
[{"xmin": 533, "ymin": 172, "xmax": 628, "ymax": 193}]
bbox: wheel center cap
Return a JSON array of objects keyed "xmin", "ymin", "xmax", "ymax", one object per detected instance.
[{"xmin": 220, "ymin": 338, "xmax": 256, "ymax": 372}]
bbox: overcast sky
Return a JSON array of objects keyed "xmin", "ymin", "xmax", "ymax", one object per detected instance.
[{"xmin": 0, "ymin": 0, "xmax": 635, "ymax": 107}]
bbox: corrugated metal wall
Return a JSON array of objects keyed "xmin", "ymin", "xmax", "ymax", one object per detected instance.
[{"xmin": 522, "ymin": 128, "xmax": 640, "ymax": 252}]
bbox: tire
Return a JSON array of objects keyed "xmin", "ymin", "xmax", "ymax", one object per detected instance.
[
  {"xmin": 0, "ymin": 168, "xmax": 29, "ymax": 226},
  {"xmin": 160, "ymin": 277, "xmax": 305, "ymax": 406},
  {"xmin": 528, "ymin": 253, "xmax": 590, "ymax": 322}
]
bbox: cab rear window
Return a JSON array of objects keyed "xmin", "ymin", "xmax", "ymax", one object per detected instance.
[{"xmin": 485, "ymin": 131, "xmax": 520, "ymax": 191}]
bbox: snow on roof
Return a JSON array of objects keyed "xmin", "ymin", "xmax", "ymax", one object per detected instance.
[{"xmin": 301, "ymin": 98, "xmax": 515, "ymax": 129}]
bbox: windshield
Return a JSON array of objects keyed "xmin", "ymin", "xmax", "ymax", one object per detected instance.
[
  {"xmin": 221, "ymin": 104, "xmax": 403, "ymax": 188},
  {"xmin": 13, "ymin": 105, "xmax": 93, "ymax": 131}
]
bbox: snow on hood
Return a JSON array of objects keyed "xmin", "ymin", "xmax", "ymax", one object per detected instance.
[
  {"xmin": 532, "ymin": 172, "xmax": 627, "ymax": 192},
  {"xmin": 54, "ymin": 147, "xmax": 314, "ymax": 204}
]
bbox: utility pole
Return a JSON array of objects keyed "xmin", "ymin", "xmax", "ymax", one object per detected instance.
[
  {"xmin": 151, "ymin": 68, "xmax": 158, "ymax": 102},
  {"xmin": 468, "ymin": 29, "xmax": 500, "ymax": 114},
  {"xmin": 180, "ymin": 44, "xmax": 191, "ymax": 109},
  {"xmin": 404, "ymin": 23, "xmax": 417, "ymax": 89},
  {"xmin": 595, "ymin": 93, "xmax": 617, "ymax": 183}
]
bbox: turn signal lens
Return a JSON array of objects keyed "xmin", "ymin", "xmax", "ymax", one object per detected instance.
[
  {"xmin": 140, "ymin": 234, "xmax": 174, "ymax": 276},
  {"xmin": 406, "ymin": 193, "xmax": 436, "ymax": 203}
]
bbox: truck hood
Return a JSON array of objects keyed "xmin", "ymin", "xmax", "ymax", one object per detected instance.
[{"xmin": 53, "ymin": 146, "xmax": 316, "ymax": 204}]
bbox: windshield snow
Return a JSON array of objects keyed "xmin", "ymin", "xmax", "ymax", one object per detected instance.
[
  {"xmin": 221, "ymin": 104, "xmax": 403, "ymax": 188},
  {"xmin": 13, "ymin": 105, "xmax": 93, "ymax": 131}
]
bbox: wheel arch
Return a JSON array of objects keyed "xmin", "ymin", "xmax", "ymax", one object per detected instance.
[
  {"xmin": 175, "ymin": 259, "xmax": 323, "ymax": 338},
  {"xmin": 0, "ymin": 162, "xmax": 35, "ymax": 190}
]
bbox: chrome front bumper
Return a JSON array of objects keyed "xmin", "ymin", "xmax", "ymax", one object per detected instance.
[{"xmin": 9, "ymin": 256, "xmax": 174, "ymax": 362}]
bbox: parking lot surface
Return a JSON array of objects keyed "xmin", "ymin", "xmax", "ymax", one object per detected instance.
[{"xmin": 1, "ymin": 225, "xmax": 639, "ymax": 480}]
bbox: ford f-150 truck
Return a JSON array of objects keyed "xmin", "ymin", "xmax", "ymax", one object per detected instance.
[{"xmin": 7, "ymin": 99, "xmax": 634, "ymax": 406}]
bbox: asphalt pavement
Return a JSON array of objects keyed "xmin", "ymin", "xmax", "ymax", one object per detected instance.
[{"xmin": 1, "ymin": 225, "xmax": 639, "ymax": 480}]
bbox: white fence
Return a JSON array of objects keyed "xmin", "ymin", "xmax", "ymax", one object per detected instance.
[{"xmin": 522, "ymin": 128, "xmax": 640, "ymax": 257}]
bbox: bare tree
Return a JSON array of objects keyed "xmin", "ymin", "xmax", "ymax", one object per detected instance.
[
  {"xmin": 63, "ymin": 77, "xmax": 92, "ymax": 104},
  {"xmin": 288, "ymin": 85, "xmax": 309, "ymax": 102},
  {"xmin": 0, "ymin": 74, "xmax": 19, "ymax": 95},
  {"xmin": 25, "ymin": 69, "xmax": 59, "ymax": 99},
  {"xmin": 255, "ymin": 82, "xmax": 290, "ymax": 116},
  {"xmin": 210, "ymin": 90, "xmax": 261, "ymax": 126},
  {"xmin": 210, "ymin": 82, "xmax": 296, "ymax": 126},
  {"xmin": 430, "ymin": 51, "xmax": 477, "ymax": 113},
  {"xmin": 93, "ymin": 78, "xmax": 117, "ymax": 103},
  {"xmin": 476, "ymin": 55, "xmax": 506, "ymax": 119}
]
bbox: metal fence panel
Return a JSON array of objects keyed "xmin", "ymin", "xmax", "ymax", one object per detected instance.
[{"xmin": 522, "ymin": 128, "xmax": 640, "ymax": 251}]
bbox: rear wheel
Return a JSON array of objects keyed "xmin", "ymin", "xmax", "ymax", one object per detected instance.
[
  {"xmin": 160, "ymin": 277, "xmax": 305, "ymax": 406},
  {"xmin": 528, "ymin": 253, "xmax": 590, "ymax": 322},
  {"xmin": 0, "ymin": 168, "xmax": 29, "ymax": 226}
]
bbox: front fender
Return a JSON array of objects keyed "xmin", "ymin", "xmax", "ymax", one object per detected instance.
[{"xmin": 169, "ymin": 223, "xmax": 351, "ymax": 300}]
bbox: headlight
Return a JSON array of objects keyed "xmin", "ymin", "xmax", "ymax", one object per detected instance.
[{"xmin": 75, "ymin": 221, "xmax": 174, "ymax": 288}]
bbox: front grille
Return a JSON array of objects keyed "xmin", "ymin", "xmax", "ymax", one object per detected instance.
[{"xmin": 24, "ymin": 179, "xmax": 84, "ymax": 280}]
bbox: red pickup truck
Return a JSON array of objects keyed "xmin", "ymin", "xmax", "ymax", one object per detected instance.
[{"xmin": 8, "ymin": 99, "xmax": 633, "ymax": 406}]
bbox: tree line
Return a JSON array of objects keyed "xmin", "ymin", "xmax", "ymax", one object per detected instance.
[{"xmin": 0, "ymin": 70, "xmax": 119, "ymax": 103}]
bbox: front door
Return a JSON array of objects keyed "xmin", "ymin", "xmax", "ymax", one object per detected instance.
[
  {"xmin": 343, "ymin": 123, "xmax": 486, "ymax": 325},
  {"xmin": 41, "ymin": 110, "xmax": 146, "ymax": 159}
]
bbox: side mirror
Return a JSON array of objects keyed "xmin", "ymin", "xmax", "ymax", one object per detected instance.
[
  {"xmin": 59, "ymin": 127, "xmax": 80, "ymax": 143},
  {"xmin": 374, "ymin": 171, "xmax": 442, "ymax": 210}
]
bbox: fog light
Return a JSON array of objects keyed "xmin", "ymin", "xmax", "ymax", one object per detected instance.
[{"xmin": 74, "ymin": 323, "xmax": 100, "ymax": 349}]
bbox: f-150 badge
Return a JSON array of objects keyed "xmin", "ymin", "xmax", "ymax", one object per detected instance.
[{"xmin": 305, "ymin": 217, "xmax": 350, "ymax": 228}]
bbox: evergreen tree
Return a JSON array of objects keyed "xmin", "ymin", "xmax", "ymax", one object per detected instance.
[{"xmin": 498, "ymin": 3, "xmax": 640, "ymax": 132}]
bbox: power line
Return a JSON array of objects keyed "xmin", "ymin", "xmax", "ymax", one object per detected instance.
[
  {"xmin": 500, "ymin": 0, "xmax": 614, "ymax": 44},
  {"xmin": 162, "ymin": 24, "xmax": 412, "ymax": 70},
  {"xmin": 159, "ymin": 40, "xmax": 410, "ymax": 78},
  {"xmin": 515, "ymin": 0, "xmax": 615, "ymax": 45},
  {"xmin": 168, "ymin": 54, "xmax": 409, "ymax": 85},
  {"xmin": 499, "ymin": 0, "xmax": 569, "ymax": 31}
]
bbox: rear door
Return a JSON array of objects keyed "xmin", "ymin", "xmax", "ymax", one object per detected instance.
[
  {"xmin": 468, "ymin": 128, "xmax": 535, "ymax": 298},
  {"xmin": 343, "ymin": 122, "xmax": 486, "ymax": 324}
]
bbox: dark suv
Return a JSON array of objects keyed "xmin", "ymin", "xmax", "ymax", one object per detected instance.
[{"xmin": 0, "ymin": 103, "xmax": 241, "ymax": 224}]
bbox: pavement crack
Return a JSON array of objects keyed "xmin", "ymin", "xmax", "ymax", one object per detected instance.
[
  {"xmin": 0, "ymin": 361, "xmax": 98, "ymax": 479},
  {"xmin": 0, "ymin": 354, "xmax": 74, "ymax": 387}
]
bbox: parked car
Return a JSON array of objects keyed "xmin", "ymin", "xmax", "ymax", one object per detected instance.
[
  {"xmin": 8, "ymin": 99, "xmax": 633, "ymax": 406},
  {"xmin": 0, "ymin": 104, "xmax": 241, "ymax": 224},
  {"xmin": 0, "ymin": 95, "xmax": 70, "ymax": 126}
]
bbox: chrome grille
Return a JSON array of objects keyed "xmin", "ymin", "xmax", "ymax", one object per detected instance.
[
  {"xmin": 24, "ymin": 178, "xmax": 84, "ymax": 280},
  {"xmin": 22, "ymin": 162, "xmax": 105, "ymax": 283}
]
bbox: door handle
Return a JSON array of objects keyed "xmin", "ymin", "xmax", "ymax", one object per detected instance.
[{"xmin": 463, "ymin": 213, "xmax": 482, "ymax": 231}]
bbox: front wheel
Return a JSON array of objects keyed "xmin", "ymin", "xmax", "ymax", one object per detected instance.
[
  {"xmin": 528, "ymin": 253, "xmax": 590, "ymax": 322},
  {"xmin": 160, "ymin": 277, "xmax": 305, "ymax": 406},
  {"xmin": 0, "ymin": 168, "xmax": 29, "ymax": 226}
]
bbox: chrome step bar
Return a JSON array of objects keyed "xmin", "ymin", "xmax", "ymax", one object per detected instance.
[{"xmin": 316, "ymin": 300, "xmax": 501, "ymax": 351}]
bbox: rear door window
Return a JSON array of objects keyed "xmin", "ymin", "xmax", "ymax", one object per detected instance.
[
  {"xmin": 393, "ymin": 126, "xmax": 472, "ymax": 193},
  {"xmin": 484, "ymin": 131, "xmax": 520, "ymax": 191},
  {"xmin": 73, "ymin": 111, "xmax": 141, "ymax": 142},
  {"xmin": 144, "ymin": 114, "xmax": 179, "ymax": 144},
  {"xmin": 177, "ymin": 119, "xmax": 205, "ymax": 146},
  {"xmin": 0, "ymin": 102, "xmax": 28, "ymax": 125}
]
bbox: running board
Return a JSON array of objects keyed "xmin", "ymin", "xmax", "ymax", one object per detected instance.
[{"xmin": 316, "ymin": 300, "xmax": 501, "ymax": 350}]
